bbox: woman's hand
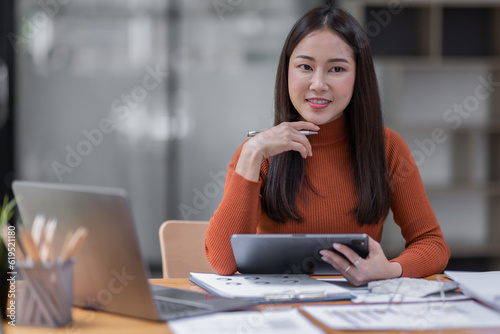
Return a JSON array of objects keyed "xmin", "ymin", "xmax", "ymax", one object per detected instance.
[
  {"xmin": 320, "ymin": 236, "xmax": 402, "ymax": 286},
  {"xmin": 235, "ymin": 121, "xmax": 320, "ymax": 181}
]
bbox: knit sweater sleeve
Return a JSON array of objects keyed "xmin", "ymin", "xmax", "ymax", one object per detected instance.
[
  {"xmin": 385, "ymin": 129, "xmax": 451, "ymax": 277},
  {"xmin": 204, "ymin": 142, "xmax": 265, "ymax": 275}
]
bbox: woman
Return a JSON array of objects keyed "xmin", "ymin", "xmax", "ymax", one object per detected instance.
[{"xmin": 204, "ymin": 5, "xmax": 450, "ymax": 286}]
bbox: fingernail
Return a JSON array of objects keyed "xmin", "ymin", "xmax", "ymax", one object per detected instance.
[
  {"xmin": 333, "ymin": 243, "xmax": 341, "ymax": 250},
  {"xmin": 319, "ymin": 250, "xmax": 326, "ymax": 256},
  {"xmin": 308, "ymin": 151, "xmax": 313, "ymax": 157}
]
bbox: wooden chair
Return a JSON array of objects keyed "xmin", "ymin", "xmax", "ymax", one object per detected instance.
[{"xmin": 159, "ymin": 220, "xmax": 216, "ymax": 278}]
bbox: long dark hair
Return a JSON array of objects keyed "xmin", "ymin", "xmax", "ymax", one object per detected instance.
[{"xmin": 262, "ymin": 5, "xmax": 390, "ymax": 225}]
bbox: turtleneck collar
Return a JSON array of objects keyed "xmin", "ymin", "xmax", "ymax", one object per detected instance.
[{"xmin": 308, "ymin": 112, "xmax": 349, "ymax": 146}]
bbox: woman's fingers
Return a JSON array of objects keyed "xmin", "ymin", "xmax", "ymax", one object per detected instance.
[
  {"xmin": 319, "ymin": 249, "xmax": 351, "ymax": 275},
  {"xmin": 250, "ymin": 122, "xmax": 319, "ymax": 159},
  {"xmin": 285, "ymin": 121, "xmax": 321, "ymax": 132},
  {"xmin": 333, "ymin": 242, "xmax": 363, "ymax": 265},
  {"xmin": 236, "ymin": 121, "xmax": 319, "ymax": 181},
  {"xmin": 320, "ymin": 247, "xmax": 366, "ymax": 286},
  {"xmin": 320, "ymin": 237, "xmax": 400, "ymax": 287}
]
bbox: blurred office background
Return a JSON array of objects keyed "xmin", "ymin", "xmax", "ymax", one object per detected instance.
[{"xmin": 0, "ymin": 0, "xmax": 499, "ymax": 276}]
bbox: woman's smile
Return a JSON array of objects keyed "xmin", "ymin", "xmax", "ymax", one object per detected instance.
[{"xmin": 306, "ymin": 97, "xmax": 332, "ymax": 109}]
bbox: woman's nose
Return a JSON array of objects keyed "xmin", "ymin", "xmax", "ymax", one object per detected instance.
[{"xmin": 309, "ymin": 71, "xmax": 328, "ymax": 92}]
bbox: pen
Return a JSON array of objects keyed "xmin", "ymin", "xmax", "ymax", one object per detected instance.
[{"xmin": 247, "ymin": 130, "xmax": 318, "ymax": 137}]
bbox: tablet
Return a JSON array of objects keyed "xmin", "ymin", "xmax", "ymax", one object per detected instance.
[{"xmin": 230, "ymin": 233, "xmax": 369, "ymax": 275}]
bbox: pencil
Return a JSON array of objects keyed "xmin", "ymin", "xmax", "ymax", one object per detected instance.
[{"xmin": 247, "ymin": 130, "xmax": 318, "ymax": 137}]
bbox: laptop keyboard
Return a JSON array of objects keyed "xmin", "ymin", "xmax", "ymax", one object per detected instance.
[{"xmin": 154, "ymin": 298, "xmax": 209, "ymax": 315}]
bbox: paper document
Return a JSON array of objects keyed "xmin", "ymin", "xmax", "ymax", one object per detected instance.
[
  {"xmin": 190, "ymin": 272, "xmax": 351, "ymax": 302},
  {"xmin": 302, "ymin": 300, "xmax": 500, "ymax": 330},
  {"xmin": 368, "ymin": 277, "xmax": 458, "ymax": 297},
  {"xmin": 445, "ymin": 270, "xmax": 500, "ymax": 312},
  {"xmin": 169, "ymin": 309, "xmax": 325, "ymax": 334},
  {"xmin": 318, "ymin": 277, "xmax": 466, "ymax": 304},
  {"xmin": 350, "ymin": 290, "xmax": 467, "ymax": 304}
]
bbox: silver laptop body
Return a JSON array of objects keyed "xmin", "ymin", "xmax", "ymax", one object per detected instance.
[{"xmin": 13, "ymin": 180, "xmax": 252, "ymax": 321}]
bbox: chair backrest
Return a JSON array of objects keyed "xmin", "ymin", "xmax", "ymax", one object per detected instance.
[{"xmin": 159, "ymin": 220, "xmax": 216, "ymax": 278}]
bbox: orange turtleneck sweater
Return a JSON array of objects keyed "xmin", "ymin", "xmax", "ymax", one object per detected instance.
[{"xmin": 205, "ymin": 114, "xmax": 450, "ymax": 276}]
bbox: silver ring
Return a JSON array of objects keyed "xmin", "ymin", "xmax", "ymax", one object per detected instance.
[
  {"xmin": 354, "ymin": 257, "xmax": 361, "ymax": 266},
  {"xmin": 344, "ymin": 265, "xmax": 351, "ymax": 273}
]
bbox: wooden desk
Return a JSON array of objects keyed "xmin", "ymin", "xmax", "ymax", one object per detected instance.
[{"xmin": 4, "ymin": 277, "xmax": 500, "ymax": 334}]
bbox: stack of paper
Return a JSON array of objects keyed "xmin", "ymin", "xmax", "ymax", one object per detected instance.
[{"xmin": 445, "ymin": 270, "xmax": 500, "ymax": 312}]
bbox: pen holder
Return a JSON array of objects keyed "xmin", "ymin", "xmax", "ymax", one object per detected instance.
[{"xmin": 17, "ymin": 259, "xmax": 74, "ymax": 327}]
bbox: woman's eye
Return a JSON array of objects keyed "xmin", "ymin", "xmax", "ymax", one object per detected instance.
[
  {"xmin": 299, "ymin": 64, "xmax": 312, "ymax": 70},
  {"xmin": 331, "ymin": 66, "xmax": 343, "ymax": 73}
]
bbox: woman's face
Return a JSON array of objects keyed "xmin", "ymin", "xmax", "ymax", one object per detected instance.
[{"xmin": 288, "ymin": 29, "xmax": 356, "ymax": 125}]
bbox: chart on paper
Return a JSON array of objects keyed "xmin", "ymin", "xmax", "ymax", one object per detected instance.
[{"xmin": 302, "ymin": 300, "xmax": 500, "ymax": 331}]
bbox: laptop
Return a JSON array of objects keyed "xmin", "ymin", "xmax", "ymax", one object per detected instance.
[
  {"xmin": 231, "ymin": 233, "xmax": 369, "ymax": 275},
  {"xmin": 12, "ymin": 180, "xmax": 254, "ymax": 321}
]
